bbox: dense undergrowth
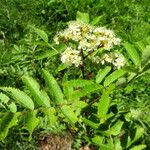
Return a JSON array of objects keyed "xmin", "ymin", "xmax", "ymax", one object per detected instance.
[{"xmin": 0, "ymin": 0, "xmax": 150, "ymax": 150}]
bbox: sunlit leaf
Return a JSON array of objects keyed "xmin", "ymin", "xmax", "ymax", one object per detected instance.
[
  {"xmin": 129, "ymin": 144, "xmax": 146, "ymax": 150},
  {"xmin": 127, "ymin": 126, "xmax": 144, "ymax": 148},
  {"xmin": 98, "ymin": 90, "xmax": 110, "ymax": 119},
  {"xmin": 24, "ymin": 110, "xmax": 40, "ymax": 141},
  {"xmin": 0, "ymin": 93, "xmax": 10, "ymax": 104},
  {"xmin": 104, "ymin": 69, "xmax": 126, "ymax": 86},
  {"xmin": 32, "ymin": 26, "xmax": 48, "ymax": 43},
  {"xmin": 35, "ymin": 50, "xmax": 58, "ymax": 60},
  {"xmin": 64, "ymin": 79, "xmax": 94, "ymax": 88},
  {"xmin": 42, "ymin": 69, "xmax": 64, "ymax": 105},
  {"xmin": 76, "ymin": 11, "xmax": 89, "ymax": 23},
  {"xmin": 42, "ymin": 69, "xmax": 78, "ymax": 123},
  {"xmin": 96, "ymin": 66, "xmax": 111, "ymax": 83},
  {"xmin": 0, "ymin": 87, "xmax": 34, "ymax": 110},
  {"xmin": 92, "ymin": 136, "xmax": 104, "ymax": 145},
  {"xmin": 61, "ymin": 105, "xmax": 78, "ymax": 124},
  {"xmin": 8, "ymin": 102, "xmax": 17, "ymax": 113},
  {"xmin": 141, "ymin": 45, "xmax": 150, "ymax": 67},
  {"xmin": 109, "ymin": 120, "xmax": 123, "ymax": 135},
  {"xmin": 82, "ymin": 118, "xmax": 99, "ymax": 129},
  {"xmin": 123, "ymin": 42, "xmax": 141, "ymax": 66},
  {"xmin": 22, "ymin": 76, "xmax": 50, "ymax": 108},
  {"xmin": 0, "ymin": 112, "xmax": 20, "ymax": 141}
]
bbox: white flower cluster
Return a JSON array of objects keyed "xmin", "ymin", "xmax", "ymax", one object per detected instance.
[
  {"xmin": 61, "ymin": 47, "xmax": 82, "ymax": 67},
  {"xmin": 54, "ymin": 21, "xmax": 124, "ymax": 68},
  {"xmin": 101, "ymin": 52, "xmax": 125, "ymax": 69},
  {"xmin": 54, "ymin": 21, "xmax": 121, "ymax": 51}
]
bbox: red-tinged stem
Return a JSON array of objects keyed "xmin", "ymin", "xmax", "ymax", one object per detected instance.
[{"xmin": 80, "ymin": 48, "xmax": 85, "ymax": 79}]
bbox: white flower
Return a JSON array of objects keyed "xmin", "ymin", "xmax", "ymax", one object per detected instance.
[
  {"xmin": 61, "ymin": 47, "xmax": 82, "ymax": 67},
  {"xmin": 54, "ymin": 21, "xmax": 121, "ymax": 52},
  {"xmin": 91, "ymin": 56, "xmax": 101, "ymax": 64},
  {"xmin": 78, "ymin": 40, "xmax": 88, "ymax": 50},
  {"xmin": 102, "ymin": 53, "xmax": 113, "ymax": 63},
  {"xmin": 54, "ymin": 34, "xmax": 60, "ymax": 45},
  {"xmin": 53, "ymin": 21, "xmax": 123, "ymax": 68},
  {"xmin": 101, "ymin": 52, "xmax": 125, "ymax": 69},
  {"xmin": 113, "ymin": 54, "xmax": 125, "ymax": 69},
  {"xmin": 113, "ymin": 37, "xmax": 121, "ymax": 45}
]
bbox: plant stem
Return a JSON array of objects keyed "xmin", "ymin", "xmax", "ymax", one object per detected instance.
[
  {"xmin": 84, "ymin": 50, "xmax": 94, "ymax": 59},
  {"xmin": 80, "ymin": 48, "xmax": 85, "ymax": 79}
]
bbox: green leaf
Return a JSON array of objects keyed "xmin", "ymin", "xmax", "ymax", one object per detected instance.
[
  {"xmin": 146, "ymin": 36, "xmax": 150, "ymax": 45},
  {"xmin": 71, "ymin": 83, "xmax": 103, "ymax": 99},
  {"xmin": 0, "ymin": 87, "xmax": 34, "ymax": 110},
  {"xmin": 114, "ymin": 138, "xmax": 122, "ymax": 150},
  {"xmin": 72, "ymin": 100, "xmax": 87, "ymax": 116},
  {"xmin": 42, "ymin": 69, "xmax": 78, "ymax": 123},
  {"xmin": 116, "ymin": 77, "xmax": 127, "ymax": 87},
  {"xmin": 123, "ymin": 42, "xmax": 140, "ymax": 66},
  {"xmin": 42, "ymin": 69, "xmax": 64, "ymax": 105},
  {"xmin": 76, "ymin": 11, "xmax": 89, "ymax": 23},
  {"xmin": 129, "ymin": 144, "xmax": 146, "ymax": 150},
  {"xmin": 98, "ymin": 90, "xmax": 111, "ymax": 119},
  {"xmin": 63, "ymin": 85, "xmax": 74, "ymax": 101},
  {"xmin": 102, "ymin": 139, "xmax": 114, "ymax": 150},
  {"xmin": 0, "ymin": 112, "xmax": 20, "ymax": 141},
  {"xmin": 127, "ymin": 126, "xmax": 144, "ymax": 148},
  {"xmin": 63, "ymin": 79, "xmax": 94, "ymax": 88},
  {"xmin": 141, "ymin": 62, "xmax": 150, "ymax": 73},
  {"xmin": 61, "ymin": 105, "xmax": 78, "ymax": 124},
  {"xmin": 72, "ymin": 100, "xmax": 87, "ymax": 110},
  {"xmin": 24, "ymin": 110, "xmax": 40, "ymax": 141},
  {"xmin": 99, "ymin": 143, "xmax": 114, "ymax": 150},
  {"xmin": 92, "ymin": 136, "xmax": 104, "ymax": 145},
  {"xmin": 135, "ymin": 41, "xmax": 146, "ymax": 53},
  {"xmin": 123, "ymin": 66, "xmax": 139, "ymax": 73},
  {"xmin": 93, "ymin": 138, "xmax": 114, "ymax": 150},
  {"xmin": 96, "ymin": 66, "xmax": 111, "ymax": 83},
  {"xmin": 44, "ymin": 107, "xmax": 57, "ymax": 127},
  {"xmin": 32, "ymin": 27, "xmax": 48, "ymax": 43},
  {"xmin": 109, "ymin": 120, "xmax": 123, "ymax": 135},
  {"xmin": 0, "ymin": 93, "xmax": 10, "ymax": 104},
  {"xmin": 104, "ymin": 69, "xmax": 126, "ymax": 86},
  {"xmin": 22, "ymin": 76, "xmax": 50, "ymax": 108},
  {"xmin": 35, "ymin": 50, "xmax": 58, "ymax": 60},
  {"xmin": 8, "ymin": 102, "xmax": 17, "ymax": 113},
  {"xmin": 90, "ymin": 16, "xmax": 103, "ymax": 25},
  {"xmin": 55, "ymin": 63, "xmax": 69, "ymax": 73},
  {"xmin": 127, "ymin": 72, "xmax": 137, "ymax": 82},
  {"xmin": 141, "ymin": 45, "xmax": 150, "ymax": 67},
  {"xmin": 82, "ymin": 118, "xmax": 99, "ymax": 129}
]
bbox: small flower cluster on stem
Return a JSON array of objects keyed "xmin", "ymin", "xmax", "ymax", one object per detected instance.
[
  {"xmin": 101, "ymin": 52, "xmax": 125, "ymax": 69},
  {"xmin": 54, "ymin": 20, "xmax": 125, "ymax": 69}
]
